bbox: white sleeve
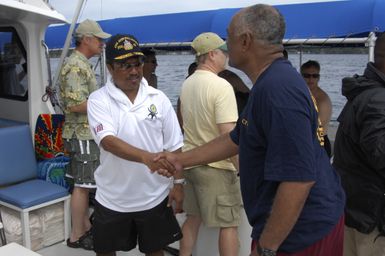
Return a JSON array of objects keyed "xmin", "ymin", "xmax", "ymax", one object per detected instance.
[
  {"xmin": 87, "ymin": 92, "xmax": 116, "ymax": 145},
  {"xmin": 161, "ymin": 96, "xmax": 183, "ymax": 152}
]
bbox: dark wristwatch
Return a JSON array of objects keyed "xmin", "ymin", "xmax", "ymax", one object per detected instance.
[{"xmin": 257, "ymin": 243, "xmax": 277, "ymax": 256}]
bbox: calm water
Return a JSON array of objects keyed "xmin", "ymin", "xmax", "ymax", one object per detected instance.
[
  {"xmin": 53, "ymin": 53, "xmax": 368, "ymax": 121},
  {"xmin": 155, "ymin": 53, "xmax": 368, "ymax": 121}
]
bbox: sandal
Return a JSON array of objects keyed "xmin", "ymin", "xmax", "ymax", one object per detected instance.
[{"xmin": 66, "ymin": 230, "xmax": 94, "ymax": 250}]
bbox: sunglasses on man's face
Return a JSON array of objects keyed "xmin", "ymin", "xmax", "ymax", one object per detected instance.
[
  {"xmin": 113, "ymin": 61, "xmax": 144, "ymax": 71},
  {"xmin": 302, "ymin": 73, "xmax": 320, "ymax": 79}
]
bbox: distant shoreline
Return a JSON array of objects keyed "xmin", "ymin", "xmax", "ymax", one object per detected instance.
[
  {"xmin": 285, "ymin": 46, "xmax": 368, "ymax": 54},
  {"xmin": 48, "ymin": 46, "xmax": 368, "ymax": 58}
]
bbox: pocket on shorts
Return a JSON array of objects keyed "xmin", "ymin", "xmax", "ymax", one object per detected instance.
[
  {"xmin": 73, "ymin": 153, "xmax": 99, "ymax": 184},
  {"xmin": 216, "ymin": 194, "xmax": 241, "ymax": 223}
]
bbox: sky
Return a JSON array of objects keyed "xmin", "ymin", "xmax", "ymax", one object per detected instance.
[{"xmin": 49, "ymin": 0, "xmax": 338, "ymax": 22}]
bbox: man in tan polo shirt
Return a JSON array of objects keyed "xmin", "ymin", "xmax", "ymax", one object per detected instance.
[{"xmin": 178, "ymin": 32, "xmax": 241, "ymax": 256}]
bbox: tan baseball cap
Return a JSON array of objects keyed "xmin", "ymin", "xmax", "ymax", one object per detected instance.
[
  {"xmin": 75, "ymin": 19, "xmax": 111, "ymax": 39},
  {"xmin": 191, "ymin": 32, "xmax": 227, "ymax": 57}
]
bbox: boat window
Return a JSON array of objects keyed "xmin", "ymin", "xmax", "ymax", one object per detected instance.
[{"xmin": 0, "ymin": 27, "xmax": 28, "ymax": 101}]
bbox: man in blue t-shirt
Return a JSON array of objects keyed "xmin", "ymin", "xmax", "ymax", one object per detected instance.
[{"xmin": 155, "ymin": 4, "xmax": 345, "ymax": 256}]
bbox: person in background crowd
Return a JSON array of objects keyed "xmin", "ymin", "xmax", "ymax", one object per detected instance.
[
  {"xmin": 178, "ymin": 32, "xmax": 241, "ymax": 256},
  {"xmin": 155, "ymin": 4, "xmax": 345, "ymax": 256},
  {"xmin": 60, "ymin": 19, "xmax": 111, "ymax": 251},
  {"xmin": 187, "ymin": 62, "xmax": 197, "ymax": 78},
  {"xmin": 333, "ymin": 32, "xmax": 385, "ymax": 256},
  {"xmin": 219, "ymin": 69, "xmax": 250, "ymax": 115},
  {"xmin": 142, "ymin": 48, "xmax": 158, "ymax": 88},
  {"xmin": 177, "ymin": 62, "xmax": 198, "ymax": 131},
  {"xmin": 283, "ymin": 49, "xmax": 288, "ymax": 60},
  {"xmin": 87, "ymin": 34, "xmax": 184, "ymax": 256},
  {"xmin": 301, "ymin": 60, "xmax": 333, "ymax": 157}
]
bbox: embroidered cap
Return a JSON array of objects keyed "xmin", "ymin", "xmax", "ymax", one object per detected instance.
[
  {"xmin": 106, "ymin": 34, "xmax": 144, "ymax": 61},
  {"xmin": 75, "ymin": 19, "xmax": 111, "ymax": 39},
  {"xmin": 191, "ymin": 32, "xmax": 228, "ymax": 57}
]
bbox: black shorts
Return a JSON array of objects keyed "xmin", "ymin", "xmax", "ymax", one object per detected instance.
[{"xmin": 93, "ymin": 197, "xmax": 182, "ymax": 254}]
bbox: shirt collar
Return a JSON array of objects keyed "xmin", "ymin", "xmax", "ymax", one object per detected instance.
[
  {"xmin": 73, "ymin": 50, "xmax": 90, "ymax": 65},
  {"xmin": 106, "ymin": 77, "xmax": 159, "ymax": 108},
  {"xmin": 74, "ymin": 50, "xmax": 88, "ymax": 62}
]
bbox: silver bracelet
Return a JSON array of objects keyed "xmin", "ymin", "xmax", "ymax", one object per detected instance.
[{"xmin": 173, "ymin": 178, "xmax": 186, "ymax": 185}]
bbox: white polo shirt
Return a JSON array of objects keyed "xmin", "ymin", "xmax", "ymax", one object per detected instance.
[{"xmin": 88, "ymin": 78, "xmax": 183, "ymax": 212}]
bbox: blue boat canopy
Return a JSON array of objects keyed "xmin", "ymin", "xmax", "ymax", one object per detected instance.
[{"xmin": 45, "ymin": 0, "xmax": 385, "ymax": 49}]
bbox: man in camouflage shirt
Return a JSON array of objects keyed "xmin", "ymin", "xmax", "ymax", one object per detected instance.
[{"xmin": 60, "ymin": 19, "xmax": 110, "ymax": 250}]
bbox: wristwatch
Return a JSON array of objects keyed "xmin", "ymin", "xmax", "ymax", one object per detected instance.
[
  {"xmin": 257, "ymin": 243, "xmax": 277, "ymax": 256},
  {"xmin": 173, "ymin": 178, "xmax": 186, "ymax": 185}
]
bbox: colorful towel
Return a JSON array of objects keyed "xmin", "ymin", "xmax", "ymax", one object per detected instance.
[
  {"xmin": 37, "ymin": 155, "xmax": 70, "ymax": 190},
  {"xmin": 34, "ymin": 114, "xmax": 66, "ymax": 160}
]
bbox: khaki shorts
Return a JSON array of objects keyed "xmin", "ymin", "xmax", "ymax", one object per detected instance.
[
  {"xmin": 64, "ymin": 138, "xmax": 99, "ymax": 188},
  {"xmin": 183, "ymin": 165, "xmax": 242, "ymax": 227},
  {"xmin": 344, "ymin": 225, "xmax": 385, "ymax": 256}
]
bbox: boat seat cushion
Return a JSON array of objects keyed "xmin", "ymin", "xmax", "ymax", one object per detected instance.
[
  {"xmin": 0, "ymin": 179, "xmax": 68, "ymax": 209},
  {"xmin": 0, "ymin": 125, "xmax": 37, "ymax": 186},
  {"xmin": 0, "ymin": 118, "xmax": 26, "ymax": 128}
]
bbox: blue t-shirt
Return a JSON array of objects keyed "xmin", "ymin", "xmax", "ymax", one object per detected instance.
[{"xmin": 230, "ymin": 59, "xmax": 345, "ymax": 253}]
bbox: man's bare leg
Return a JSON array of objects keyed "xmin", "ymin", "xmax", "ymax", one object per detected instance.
[
  {"xmin": 179, "ymin": 215, "xmax": 202, "ymax": 256},
  {"xmin": 219, "ymin": 226, "xmax": 239, "ymax": 256},
  {"xmin": 69, "ymin": 187, "xmax": 90, "ymax": 241}
]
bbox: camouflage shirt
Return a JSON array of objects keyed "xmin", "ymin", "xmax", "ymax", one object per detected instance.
[{"xmin": 60, "ymin": 50, "xmax": 98, "ymax": 140}]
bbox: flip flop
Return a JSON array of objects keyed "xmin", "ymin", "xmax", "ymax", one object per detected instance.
[{"xmin": 66, "ymin": 230, "xmax": 94, "ymax": 250}]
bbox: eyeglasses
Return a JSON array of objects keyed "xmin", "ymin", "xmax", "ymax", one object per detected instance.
[
  {"xmin": 113, "ymin": 61, "xmax": 144, "ymax": 71},
  {"xmin": 302, "ymin": 73, "xmax": 320, "ymax": 79}
]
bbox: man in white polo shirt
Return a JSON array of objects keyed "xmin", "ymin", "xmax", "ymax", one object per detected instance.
[{"xmin": 87, "ymin": 34, "xmax": 184, "ymax": 256}]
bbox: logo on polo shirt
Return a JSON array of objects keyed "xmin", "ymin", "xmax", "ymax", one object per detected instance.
[
  {"xmin": 94, "ymin": 123, "xmax": 103, "ymax": 133},
  {"xmin": 147, "ymin": 104, "xmax": 158, "ymax": 119}
]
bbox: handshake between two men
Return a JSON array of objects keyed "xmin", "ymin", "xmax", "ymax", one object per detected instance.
[
  {"xmin": 147, "ymin": 133, "xmax": 239, "ymax": 178},
  {"xmin": 150, "ymin": 152, "xmax": 181, "ymax": 177},
  {"xmin": 144, "ymin": 133, "xmax": 239, "ymax": 215}
]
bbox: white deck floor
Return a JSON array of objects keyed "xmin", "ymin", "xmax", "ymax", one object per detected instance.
[
  {"xmin": 37, "ymin": 242, "xmax": 175, "ymax": 256},
  {"xmin": 36, "ymin": 209, "xmax": 253, "ymax": 256}
]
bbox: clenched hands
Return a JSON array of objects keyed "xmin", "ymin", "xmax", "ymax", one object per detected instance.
[
  {"xmin": 142, "ymin": 152, "xmax": 176, "ymax": 175},
  {"xmin": 153, "ymin": 151, "xmax": 183, "ymax": 177}
]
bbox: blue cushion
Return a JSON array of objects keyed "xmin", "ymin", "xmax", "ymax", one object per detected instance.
[
  {"xmin": 0, "ymin": 179, "xmax": 69, "ymax": 209},
  {"xmin": 0, "ymin": 125, "xmax": 37, "ymax": 186},
  {"xmin": 0, "ymin": 118, "xmax": 26, "ymax": 128}
]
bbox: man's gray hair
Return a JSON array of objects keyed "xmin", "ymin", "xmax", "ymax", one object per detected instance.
[
  {"xmin": 237, "ymin": 4, "xmax": 286, "ymax": 45},
  {"xmin": 74, "ymin": 35, "xmax": 84, "ymax": 47},
  {"xmin": 195, "ymin": 52, "xmax": 209, "ymax": 64}
]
